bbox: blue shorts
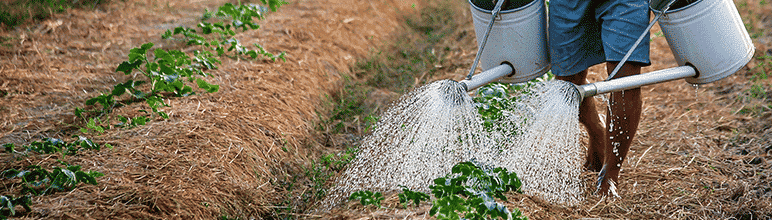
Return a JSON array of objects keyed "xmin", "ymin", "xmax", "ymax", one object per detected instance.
[{"xmin": 548, "ymin": 0, "xmax": 652, "ymax": 77}]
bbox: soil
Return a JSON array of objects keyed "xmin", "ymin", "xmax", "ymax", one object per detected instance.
[{"xmin": 1, "ymin": 0, "xmax": 771, "ymax": 219}]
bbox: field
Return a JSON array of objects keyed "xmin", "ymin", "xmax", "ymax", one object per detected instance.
[{"xmin": 1, "ymin": 0, "xmax": 771, "ymax": 219}]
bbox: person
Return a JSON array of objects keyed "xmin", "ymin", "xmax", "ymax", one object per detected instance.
[{"xmin": 548, "ymin": 0, "xmax": 650, "ymax": 197}]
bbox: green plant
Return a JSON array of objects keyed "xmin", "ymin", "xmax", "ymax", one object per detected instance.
[
  {"xmin": 116, "ymin": 115, "xmax": 149, "ymax": 128},
  {"xmin": 0, "ymin": 36, "xmax": 13, "ymax": 48},
  {"xmin": 270, "ymin": 146, "xmax": 359, "ymax": 218},
  {"xmin": 353, "ymin": 162, "xmax": 527, "ymax": 219},
  {"xmin": 349, "ymin": 190, "xmax": 384, "ymax": 208},
  {"xmin": 77, "ymin": 1, "xmax": 287, "ymax": 132},
  {"xmin": 3, "ymin": 137, "xmax": 110, "ymax": 156},
  {"xmin": 398, "ymin": 185, "xmax": 430, "ymax": 208},
  {"xmin": 473, "ymin": 73, "xmax": 553, "ymax": 133},
  {"xmin": 88, "ymin": 42, "xmax": 219, "ymax": 118},
  {"xmin": 2, "ymin": 163, "xmax": 103, "ymax": 196},
  {"xmin": 321, "ymin": 147, "xmax": 358, "ymax": 172},
  {"xmin": 0, "ymin": 195, "xmax": 31, "ymax": 218},
  {"xmin": 0, "ymin": 0, "xmax": 106, "ymax": 28},
  {"xmin": 649, "ymin": 31, "xmax": 664, "ymax": 42},
  {"xmin": 428, "ymin": 162, "xmax": 525, "ymax": 220},
  {"xmin": 162, "ymin": 2, "xmax": 286, "ymax": 61},
  {"xmin": 737, "ymin": 54, "xmax": 772, "ymax": 115}
]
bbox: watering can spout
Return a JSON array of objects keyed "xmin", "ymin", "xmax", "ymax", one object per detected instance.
[
  {"xmin": 460, "ymin": 64, "xmax": 699, "ymax": 96},
  {"xmin": 459, "ymin": 63, "xmax": 514, "ymax": 92},
  {"xmin": 570, "ymin": 65, "xmax": 698, "ymax": 101}
]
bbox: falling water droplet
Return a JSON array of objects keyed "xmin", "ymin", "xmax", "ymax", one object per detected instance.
[{"xmin": 323, "ymin": 80, "xmax": 585, "ymax": 207}]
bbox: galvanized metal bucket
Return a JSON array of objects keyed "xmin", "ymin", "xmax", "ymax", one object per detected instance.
[
  {"xmin": 650, "ymin": 0, "xmax": 755, "ymax": 84},
  {"xmin": 469, "ymin": 0, "xmax": 549, "ymax": 84}
]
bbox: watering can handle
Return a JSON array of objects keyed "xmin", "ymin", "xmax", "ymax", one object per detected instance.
[
  {"xmin": 606, "ymin": 0, "xmax": 678, "ymax": 81},
  {"xmin": 467, "ymin": 0, "xmax": 508, "ymax": 80}
]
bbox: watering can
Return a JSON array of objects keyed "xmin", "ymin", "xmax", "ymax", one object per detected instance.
[{"xmin": 460, "ymin": 0, "xmax": 756, "ymax": 100}]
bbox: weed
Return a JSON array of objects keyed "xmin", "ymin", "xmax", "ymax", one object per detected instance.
[
  {"xmin": 0, "ymin": 36, "xmax": 13, "ymax": 48},
  {"xmin": 748, "ymin": 84, "xmax": 767, "ymax": 99},
  {"xmin": 269, "ymin": 147, "xmax": 358, "ymax": 218},
  {"xmin": 738, "ymin": 54, "xmax": 772, "ymax": 116},
  {"xmin": 650, "ymin": 31, "xmax": 663, "ymax": 42},
  {"xmin": 325, "ymin": 75, "xmax": 371, "ymax": 134},
  {"xmin": 0, "ymin": 0, "xmax": 107, "ymax": 28},
  {"xmin": 736, "ymin": 0, "xmax": 768, "ymax": 40},
  {"xmin": 352, "ymin": 3, "xmax": 459, "ymax": 94},
  {"xmin": 325, "ymin": 2, "xmax": 463, "ymax": 137},
  {"xmin": 321, "ymin": 147, "xmax": 357, "ymax": 172}
]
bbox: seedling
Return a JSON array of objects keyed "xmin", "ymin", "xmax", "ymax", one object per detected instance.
[
  {"xmin": 352, "ymin": 161, "xmax": 528, "ymax": 219},
  {"xmin": 349, "ymin": 190, "xmax": 384, "ymax": 208},
  {"xmin": 3, "ymin": 137, "xmax": 110, "ymax": 156},
  {"xmin": 398, "ymin": 185, "xmax": 430, "ymax": 208},
  {"xmin": 474, "ymin": 73, "xmax": 553, "ymax": 134},
  {"xmin": 2, "ymin": 163, "xmax": 103, "ymax": 196},
  {"xmin": 78, "ymin": 1, "xmax": 287, "ymax": 132},
  {"xmin": 0, "ymin": 195, "xmax": 31, "ymax": 218},
  {"xmin": 428, "ymin": 162, "xmax": 525, "ymax": 220}
]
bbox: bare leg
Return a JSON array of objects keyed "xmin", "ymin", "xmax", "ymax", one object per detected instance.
[
  {"xmin": 555, "ymin": 70, "xmax": 606, "ymax": 171},
  {"xmin": 596, "ymin": 61, "xmax": 642, "ymax": 196}
]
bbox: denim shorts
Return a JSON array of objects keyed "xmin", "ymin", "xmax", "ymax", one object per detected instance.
[{"xmin": 548, "ymin": 0, "xmax": 652, "ymax": 77}]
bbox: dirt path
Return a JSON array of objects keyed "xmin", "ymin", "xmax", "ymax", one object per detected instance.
[{"xmin": 1, "ymin": 0, "xmax": 771, "ymax": 219}]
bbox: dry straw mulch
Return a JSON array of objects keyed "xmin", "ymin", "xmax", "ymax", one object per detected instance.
[{"xmin": 1, "ymin": 0, "xmax": 414, "ymax": 218}]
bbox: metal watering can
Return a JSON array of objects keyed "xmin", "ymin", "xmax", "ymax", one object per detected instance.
[{"xmin": 460, "ymin": 0, "xmax": 756, "ymax": 100}]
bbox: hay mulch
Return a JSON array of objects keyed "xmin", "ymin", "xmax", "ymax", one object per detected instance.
[{"xmin": 1, "ymin": 0, "xmax": 414, "ymax": 218}]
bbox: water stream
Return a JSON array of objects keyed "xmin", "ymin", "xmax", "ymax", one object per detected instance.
[{"xmin": 324, "ymin": 79, "xmax": 585, "ymax": 207}]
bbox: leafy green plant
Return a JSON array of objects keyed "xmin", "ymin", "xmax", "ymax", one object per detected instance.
[
  {"xmin": 321, "ymin": 147, "xmax": 358, "ymax": 172},
  {"xmin": 162, "ymin": 2, "xmax": 286, "ymax": 61},
  {"xmin": 349, "ymin": 190, "xmax": 384, "ymax": 208},
  {"xmin": 350, "ymin": 162, "xmax": 527, "ymax": 219},
  {"xmin": 428, "ymin": 162, "xmax": 525, "ymax": 220},
  {"xmin": 398, "ymin": 185, "xmax": 430, "ymax": 208},
  {"xmin": 3, "ymin": 137, "xmax": 110, "ymax": 156},
  {"xmin": 116, "ymin": 115, "xmax": 149, "ymax": 128},
  {"xmin": 0, "ymin": 195, "xmax": 31, "ymax": 219},
  {"xmin": 79, "ymin": 42, "xmax": 220, "ymax": 121},
  {"xmin": 2, "ymin": 163, "xmax": 104, "ymax": 196},
  {"xmin": 77, "ymin": 1, "xmax": 287, "ymax": 133},
  {"xmin": 474, "ymin": 73, "xmax": 553, "ymax": 133}
]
